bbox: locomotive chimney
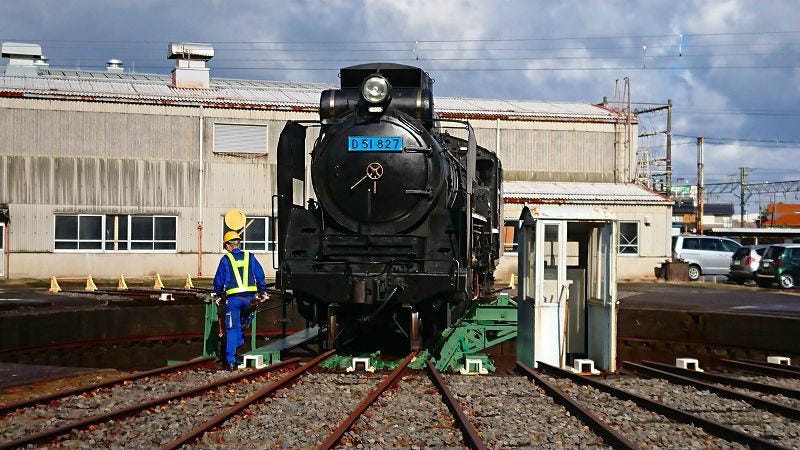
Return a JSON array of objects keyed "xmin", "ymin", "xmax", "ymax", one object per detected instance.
[{"xmin": 168, "ymin": 42, "xmax": 214, "ymax": 89}]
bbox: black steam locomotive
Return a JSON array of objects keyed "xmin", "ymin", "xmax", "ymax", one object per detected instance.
[{"xmin": 276, "ymin": 63, "xmax": 502, "ymax": 351}]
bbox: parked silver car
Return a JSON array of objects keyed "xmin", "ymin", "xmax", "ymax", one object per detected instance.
[
  {"xmin": 728, "ymin": 244, "xmax": 770, "ymax": 284},
  {"xmin": 672, "ymin": 235, "xmax": 742, "ymax": 281}
]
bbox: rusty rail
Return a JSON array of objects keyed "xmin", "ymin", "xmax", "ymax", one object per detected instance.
[
  {"xmin": 316, "ymin": 352, "xmax": 417, "ymax": 450},
  {"xmin": 425, "ymin": 360, "xmax": 487, "ymax": 450},
  {"xmin": 517, "ymin": 362, "xmax": 639, "ymax": 450},
  {"xmin": 623, "ymin": 361, "xmax": 800, "ymax": 421},
  {"xmin": 537, "ymin": 361, "xmax": 788, "ymax": 450},
  {"xmin": 736, "ymin": 358, "xmax": 800, "ymax": 374},
  {"xmin": 160, "ymin": 350, "xmax": 334, "ymax": 450},
  {"xmin": 643, "ymin": 360, "xmax": 800, "ymax": 399},
  {"xmin": 721, "ymin": 359, "xmax": 800, "ymax": 379},
  {"xmin": 0, "ymin": 358, "xmax": 299, "ymax": 450},
  {"xmin": 0, "ymin": 356, "xmax": 216, "ymax": 416}
]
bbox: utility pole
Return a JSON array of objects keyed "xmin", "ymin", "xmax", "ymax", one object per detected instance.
[
  {"xmin": 665, "ymin": 99, "xmax": 672, "ymax": 193},
  {"xmin": 739, "ymin": 167, "xmax": 747, "ymax": 226},
  {"xmin": 696, "ymin": 137, "xmax": 704, "ymax": 235}
]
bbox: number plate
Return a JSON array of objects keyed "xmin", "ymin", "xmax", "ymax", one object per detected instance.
[{"xmin": 348, "ymin": 136, "xmax": 403, "ymax": 152}]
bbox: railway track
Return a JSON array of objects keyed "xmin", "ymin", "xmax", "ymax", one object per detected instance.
[
  {"xmin": 0, "ymin": 357, "xmax": 298, "ymax": 449},
  {"xmin": 2, "ymin": 355, "xmax": 799, "ymax": 449}
]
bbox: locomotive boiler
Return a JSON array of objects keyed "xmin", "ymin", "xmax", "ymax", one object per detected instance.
[{"xmin": 276, "ymin": 63, "xmax": 502, "ymax": 351}]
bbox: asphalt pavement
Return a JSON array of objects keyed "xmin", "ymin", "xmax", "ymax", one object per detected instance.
[{"xmin": 619, "ymin": 281, "xmax": 800, "ymax": 316}]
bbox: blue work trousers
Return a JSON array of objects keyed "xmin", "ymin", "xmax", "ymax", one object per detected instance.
[{"xmin": 223, "ymin": 295, "xmax": 253, "ymax": 365}]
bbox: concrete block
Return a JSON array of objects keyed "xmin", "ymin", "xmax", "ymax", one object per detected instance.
[
  {"xmin": 239, "ymin": 354, "xmax": 266, "ymax": 369},
  {"xmin": 676, "ymin": 357, "xmax": 703, "ymax": 372},
  {"xmin": 459, "ymin": 358, "xmax": 489, "ymax": 375},
  {"xmin": 347, "ymin": 357, "xmax": 375, "ymax": 373},
  {"xmin": 572, "ymin": 358, "xmax": 600, "ymax": 374},
  {"xmin": 767, "ymin": 356, "xmax": 791, "ymax": 365}
]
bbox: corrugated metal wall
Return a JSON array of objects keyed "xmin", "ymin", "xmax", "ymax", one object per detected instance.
[
  {"xmin": 0, "ymin": 100, "xmax": 321, "ymax": 264},
  {"xmin": 438, "ymin": 119, "xmax": 631, "ymax": 183},
  {"xmin": 0, "ymin": 96, "xmax": 645, "ymax": 277}
]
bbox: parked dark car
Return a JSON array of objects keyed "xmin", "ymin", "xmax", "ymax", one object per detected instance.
[
  {"xmin": 729, "ymin": 244, "xmax": 770, "ymax": 284},
  {"xmin": 755, "ymin": 243, "xmax": 800, "ymax": 289}
]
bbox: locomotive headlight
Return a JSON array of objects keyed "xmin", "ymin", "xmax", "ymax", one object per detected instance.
[{"xmin": 361, "ymin": 75, "xmax": 390, "ymax": 104}]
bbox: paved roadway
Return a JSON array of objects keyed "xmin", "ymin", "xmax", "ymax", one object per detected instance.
[
  {"xmin": 1, "ymin": 280, "xmax": 798, "ymax": 316},
  {"xmin": 620, "ymin": 281, "xmax": 800, "ymax": 317}
]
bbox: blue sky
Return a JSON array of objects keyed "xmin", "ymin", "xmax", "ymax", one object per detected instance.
[{"xmin": 1, "ymin": 0, "xmax": 798, "ymax": 210}]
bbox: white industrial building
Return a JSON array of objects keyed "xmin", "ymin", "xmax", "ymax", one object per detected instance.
[{"xmin": 0, "ymin": 42, "xmax": 671, "ymax": 281}]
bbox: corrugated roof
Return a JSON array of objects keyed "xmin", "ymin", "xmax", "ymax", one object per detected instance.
[
  {"xmin": 504, "ymin": 181, "xmax": 671, "ymax": 205},
  {"xmin": 0, "ymin": 68, "xmax": 618, "ymax": 120},
  {"xmin": 436, "ymin": 97, "xmax": 616, "ymax": 120}
]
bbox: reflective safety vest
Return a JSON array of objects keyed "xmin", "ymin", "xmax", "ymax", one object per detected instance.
[{"xmin": 225, "ymin": 251, "xmax": 258, "ymax": 296}]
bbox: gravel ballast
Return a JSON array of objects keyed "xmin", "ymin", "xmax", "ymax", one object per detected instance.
[
  {"xmin": 45, "ymin": 368, "xmax": 292, "ymax": 449},
  {"xmin": 540, "ymin": 374, "xmax": 745, "ymax": 449},
  {"xmin": 0, "ymin": 369, "xmax": 231, "ymax": 443},
  {"xmin": 189, "ymin": 372, "xmax": 378, "ymax": 449},
  {"xmin": 605, "ymin": 375, "xmax": 800, "ymax": 448},
  {"xmin": 339, "ymin": 374, "xmax": 465, "ymax": 449},
  {"xmin": 446, "ymin": 374, "xmax": 609, "ymax": 449}
]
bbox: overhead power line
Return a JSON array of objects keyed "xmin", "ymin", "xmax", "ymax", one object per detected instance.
[
  {"xmin": 673, "ymin": 134, "xmax": 800, "ymax": 145},
  {"xmin": 4, "ymin": 29, "xmax": 799, "ymax": 45},
  {"xmin": 43, "ymin": 49, "xmax": 800, "ymax": 65},
  {"xmin": 47, "ymin": 64, "xmax": 800, "ymax": 72},
  {"xmin": 704, "ymin": 179, "xmax": 800, "ymax": 196},
  {"xmin": 17, "ymin": 41, "xmax": 800, "ymax": 54},
  {"xmin": 674, "ymin": 109, "xmax": 800, "ymax": 117}
]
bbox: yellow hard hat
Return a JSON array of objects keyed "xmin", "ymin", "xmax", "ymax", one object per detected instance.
[{"xmin": 223, "ymin": 230, "xmax": 241, "ymax": 243}]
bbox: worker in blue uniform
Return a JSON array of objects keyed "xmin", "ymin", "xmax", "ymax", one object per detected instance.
[{"xmin": 213, "ymin": 231, "xmax": 267, "ymax": 370}]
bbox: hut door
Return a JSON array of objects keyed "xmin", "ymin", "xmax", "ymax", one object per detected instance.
[
  {"xmin": 533, "ymin": 220, "xmax": 569, "ymax": 367},
  {"xmin": 0, "ymin": 223, "xmax": 4, "ymax": 276}
]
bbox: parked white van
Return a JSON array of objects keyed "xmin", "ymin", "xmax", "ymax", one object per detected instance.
[{"xmin": 672, "ymin": 235, "xmax": 741, "ymax": 281}]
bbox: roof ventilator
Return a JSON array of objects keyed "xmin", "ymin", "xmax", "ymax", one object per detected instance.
[
  {"xmin": 1, "ymin": 42, "xmax": 47, "ymax": 76},
  {"xmin": 168, "ymin": 42, "xmax": 214, "ymax": 89},
  {"xmin": 106, "ymin": 59, "xmax": 124, "ymax": 73}
]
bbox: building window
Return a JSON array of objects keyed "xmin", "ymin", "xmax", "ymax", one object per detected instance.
[
  {"xmin": 55, "ymin": 214, "xmax": 177, "ymax": 252},
  {"xmin": 619, "ymin": 221, "xmax": 639, "ymax": 255},
  {"xmin": 54, "ymin": 214, "xmax": 103, "ymax": 250},
  {"xmin": 131, "ymin": 216, "xmax": 177, "ymax": 250},
  {"xmin": 503, "ymin": 220, "xmax": 519, "ymax": 252},
  {"xmin": 222, "ymin": 216, "xmax": 275, "ymax": 251},
  {"xmin": 213, "ymin": 123, "xmax": 268, "ymax": 154},
  {"xmin": 105, "ymin": 214, "xmax": 129, "ymax": 250}
]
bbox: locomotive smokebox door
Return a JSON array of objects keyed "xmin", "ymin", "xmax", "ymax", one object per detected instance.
[{"xmin": 516, "ymin": 205, "xmax": 618, "ymax": 373}]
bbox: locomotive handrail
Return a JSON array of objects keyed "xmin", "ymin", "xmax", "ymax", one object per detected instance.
[{"xmin": 271, "ymin": 193, "xmax": 282, "ymax": 270}]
